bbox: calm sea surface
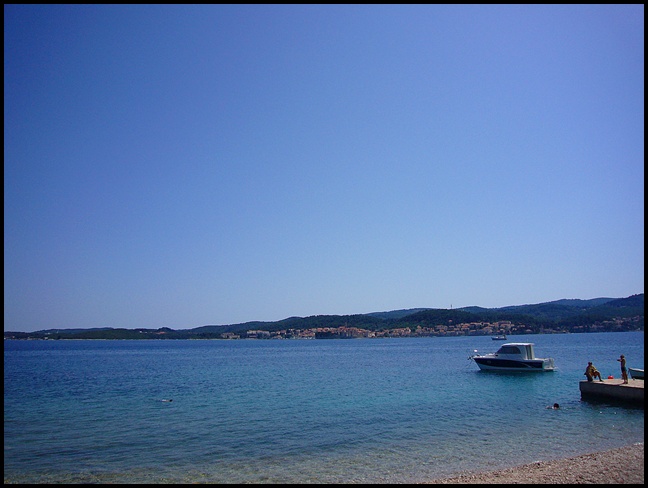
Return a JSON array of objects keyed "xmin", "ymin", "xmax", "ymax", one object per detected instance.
[{"xmin": 4, "ymin": 332, "xmax": 644, "ymax": 484}]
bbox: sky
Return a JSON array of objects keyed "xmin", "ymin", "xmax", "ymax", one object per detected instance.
[{"xmin": 4, "ymin": 5, "xmax": 644, "ymax": 332}]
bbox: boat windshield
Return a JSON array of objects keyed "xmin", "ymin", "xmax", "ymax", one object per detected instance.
[{"xmin": 497, "ymin": 345, "xmax": 522, "ymax": 355}]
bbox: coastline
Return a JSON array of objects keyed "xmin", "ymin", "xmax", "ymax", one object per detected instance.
[{"xmin": 423, "ymin": 443, "xmax": 643, "ymax": 484}]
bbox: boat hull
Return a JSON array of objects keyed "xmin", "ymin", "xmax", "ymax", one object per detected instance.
[
  {"xmin": 629, "ymin": 368, "xmax": 644, "ymax": 380},
  {"xmin": 473, "ymin": 357, "xmax": 555, "ymax": 372}
]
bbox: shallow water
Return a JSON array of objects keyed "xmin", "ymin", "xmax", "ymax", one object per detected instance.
[{"xmin": 4, "ymin": 331, "xmax": 644, "ymax": 483}]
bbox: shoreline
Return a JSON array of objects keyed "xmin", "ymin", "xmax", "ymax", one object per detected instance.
[
  {"xmin": 423, "ymin": 443, "xmax": 644, "ymax": 484},
  {"xmin": 4, "ymin": 444, "xmax": 644, "ymax": 484}
]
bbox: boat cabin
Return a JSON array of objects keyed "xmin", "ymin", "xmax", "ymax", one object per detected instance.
[{"xmin": 494, "ymin": 343, "xmax": 537, "ymax": 360}]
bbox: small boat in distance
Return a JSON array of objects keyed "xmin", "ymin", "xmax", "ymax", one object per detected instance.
[
  {"xmin": 470, "ymin": 343, "xmax": 555, "ymax": 372},
  {"xmin": 629, "ymin": 368, "xmax": 644, "ymax": 380},
  {"xmin": 492, "ymin": 334, "xmax": 507, "ymax": 340}
]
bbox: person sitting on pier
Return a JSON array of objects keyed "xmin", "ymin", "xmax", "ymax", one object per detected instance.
[{"xmin": 584, "ymin": 362, "xmax": 603, "ymax": 382}]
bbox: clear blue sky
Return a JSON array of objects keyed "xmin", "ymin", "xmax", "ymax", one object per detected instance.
[{"xmin": 4, "ymin": 5, "xmax": 644, "ymax": 332}]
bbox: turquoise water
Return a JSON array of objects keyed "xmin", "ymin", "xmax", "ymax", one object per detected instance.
[{"xmin": 4, "ymin": 332, "xmax": 644, "ymax": 483}]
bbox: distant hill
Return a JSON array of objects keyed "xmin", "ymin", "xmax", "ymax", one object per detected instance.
[
  {"xmin": 591, "ymin": 294, "xmax": 645, "ymax": 313},
  {"xmin": 549, "ymin": 298, "xmax": 615, "ymax": 307},
  {"xmin": 4, "ymin": 293, "xmax": 643, "ymax": 340},
  {"xmin": 36, "ymin": 327, "xmax": 115, "ymax": 335},
  {"xmin": 457, "ymin": 296, "xmax": 641, "ymax": 322},
  {"xmin": 480, "ymin": 298, "xmax": 617, "ymax": 321},
  {"xmin": 365, "ymin": 308, "xmax": 432, "ymax": 320}
]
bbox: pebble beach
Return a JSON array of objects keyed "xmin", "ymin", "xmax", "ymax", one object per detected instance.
[{"xmin": 425, "ymin": 443, "xmax": 644, "ymax": 484}]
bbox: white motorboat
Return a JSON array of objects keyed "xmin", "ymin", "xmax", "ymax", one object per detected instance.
[
  {"xmin": 470, "ymin": 343, "xmax": 555, "ymax": 372},
  {"xmin": 629, "ymin": 368, "xmax": 644, "ymax": 380}
]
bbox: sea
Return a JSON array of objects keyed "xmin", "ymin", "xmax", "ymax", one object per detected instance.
[{"xmin": 4, "ymin": 331, "xmax": 644, "ymax": 484}]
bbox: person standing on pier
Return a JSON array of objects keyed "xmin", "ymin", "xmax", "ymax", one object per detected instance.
[{"xmin": 617, "ymin": 354, "xmax": 629, "ymax": 384}]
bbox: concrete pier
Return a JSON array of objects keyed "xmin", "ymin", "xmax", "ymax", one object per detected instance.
[{"xmin": 579, "ymin": 378, "xmax": 644, "ymax": 406}]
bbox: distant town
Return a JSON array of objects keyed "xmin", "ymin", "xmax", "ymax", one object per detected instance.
[
  {"xmin": 4, "ymin": 316, "xmax": 643, "ymax": 341},
  {"xmin": 227, "ymin": 316, "xmax": 643, "ymax": 340}
]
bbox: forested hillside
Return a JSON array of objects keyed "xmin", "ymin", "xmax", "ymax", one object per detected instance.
[{"xmin": 5, "ymin": 294, "xmax": 643, "ymax": 340}]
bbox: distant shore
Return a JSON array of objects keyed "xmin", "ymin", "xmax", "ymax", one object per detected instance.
[{"xmin": 423, "ymin": 443, "xmax": 643, "ymax": 484}]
